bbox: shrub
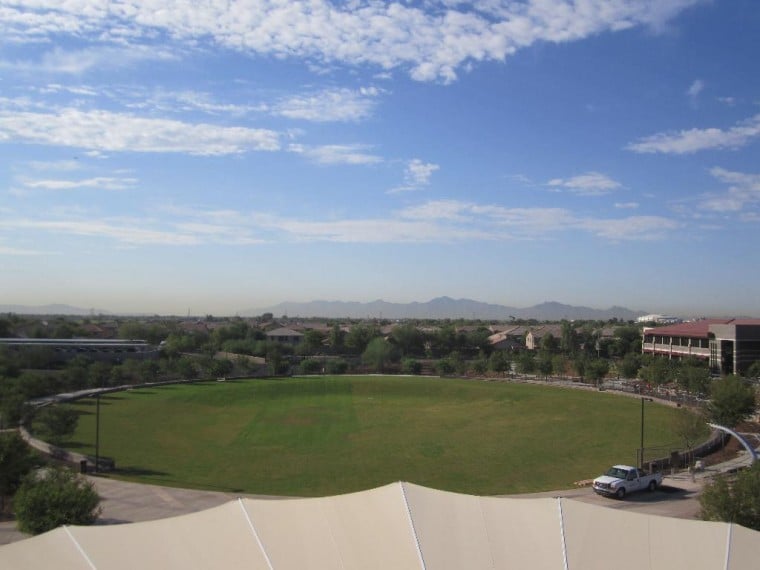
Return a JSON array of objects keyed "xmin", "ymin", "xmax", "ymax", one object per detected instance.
[
  {"xmin": 14, "ymin": 468, "xmax": 101, "ymax": 535},
  {"xmin": 700, "ymin": 463, "xmax": 760, "ymax": 531}
]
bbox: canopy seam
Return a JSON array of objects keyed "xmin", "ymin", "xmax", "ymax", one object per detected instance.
[
  {"xmin": 557, "ymin": 498, "xmax": 569, "ymax": 570},
  {"xmin": 63, "ymin": 526, "xmax": 97, "ymax": 570},
  {"xmin": 724, "ymin": 523, "xmax": 732, "ymax": 570},
  {"xmin": 238, "ymin": 498, "xmax": 275, "ymax": 570},
  {"xmin": 400, "ymin": 482, "xmax": 427, "ymax": 570}
]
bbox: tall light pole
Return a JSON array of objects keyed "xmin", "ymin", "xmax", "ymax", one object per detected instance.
[
  {"xmin": 640, "ymin": 397, "xmax": 653, "ymax": 469},
  {"xmin": 95, "ymin": 393, "xmax": 101, "ymax": 473}
]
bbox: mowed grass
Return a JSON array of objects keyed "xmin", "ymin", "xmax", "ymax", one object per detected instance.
[{"xmin": 63, "ymin": 376, "xmax": 683, "ymax": 496}]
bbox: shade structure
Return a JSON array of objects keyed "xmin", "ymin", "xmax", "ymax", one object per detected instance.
[{"xmin": 1, "ymin": 482, "xmax": 759, "ymax": 569}]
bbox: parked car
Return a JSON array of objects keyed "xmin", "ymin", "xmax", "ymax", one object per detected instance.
[{"xmin": 592, "ymin": 465, "xmax": 662, "ymax": 499}]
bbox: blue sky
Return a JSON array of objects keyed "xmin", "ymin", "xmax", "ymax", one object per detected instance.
[{"xmin": 1, "ymin": 1, "xmax": 759, "ymax": 317}]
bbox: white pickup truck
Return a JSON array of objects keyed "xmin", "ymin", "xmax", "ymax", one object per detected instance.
[{"xmin": 592, "ymin": 465, "xmax": 663, "ymax": 499}]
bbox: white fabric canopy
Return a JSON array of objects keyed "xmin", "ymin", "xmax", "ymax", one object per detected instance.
[{"xmin": 1, "ymin": 482, "xmax": 758, "ymax": 569}]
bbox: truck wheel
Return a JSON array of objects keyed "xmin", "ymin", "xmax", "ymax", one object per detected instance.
[
  {"xmin": 616, "ymin": 487, "xmax": 626, "ymax": 499},
  {"xmin": 648, "ymin": 480, "xmax": 657, "ymax": 492}
]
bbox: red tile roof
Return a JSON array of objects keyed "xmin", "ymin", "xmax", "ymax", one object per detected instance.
[{"xmin": 643, "ymin": 318, "xmax": 760, "ymax": 338}]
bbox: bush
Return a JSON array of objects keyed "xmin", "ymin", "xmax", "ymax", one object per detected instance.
[
  {"xmin": 401, "ymin": 358, "xmax": 422, "ymax": 375},
  {"xmin": 325, "ymin": 359, "xmax": 348, "ymax": 375},
  {"xmin": 14, "ymin": 468, "xmax": 101, "ymax": 535},
  {"xmin": 700, "ymin": 463, "xmax": 760, "ymax": 531},
  {"xmin": 299, "ymin": 358, "xmax": 323, "ymax": 374}
]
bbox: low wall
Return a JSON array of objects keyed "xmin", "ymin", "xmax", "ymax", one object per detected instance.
[{"xmin": 18, "ymin": 427, "xmax": 114, "ymax": 472}]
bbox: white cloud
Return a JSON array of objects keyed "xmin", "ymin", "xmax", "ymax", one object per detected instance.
[
  {"xmin": 698, "ymin": 167, "xmax": 760, "ymax": 213},
  {"xmin": 687, "ymin": 79, "xmax": 704, "ymax": 106},
  {"xmin": 399, "ymin": 199, "xmax": 676, "ymax": 240},
  {"xmin": 388, "ymin": 159, "xmax": 440, "ymax": 194},
  {"xmin": 614, "ymin": 202, "xmax": 639, "ymax": 209},
  {"xmin": 546, "ymin": 171, "xmax": 622, "ymax": 195},
  {"xmin": 0, "ymin": 244, "xmax": 49, "ymax": 256},
  {"xmin": 22, "ymin": 177, "xmax": 138, "ymax": 191},
  {"xmin": 0, "ymin": 46, "xmax": 177, "ymax": 75},
  {"xmin": 274, "ymin": 87, "xmax": 381, "ymax": 122},
  {"xmin": 577, "ymin": 216, "xmax": 680, "ymax": 241},
  {"xmin": 627, "ymin": 114, "xmax": 760, "ymax": 154},
  {"xmin": 0, "ymin": 1, "xmax": 703, "ymax": 83},
  {"xmin": 288, "ymin": 143, "xmax": 382, "ymax": 165},
  {"xmin": 0, "ymin": 108, "xmax": 281, "ymax": 155},
  {"xmin": 1, "ymin": 196, "xmax": 682, "ymax": 250}
]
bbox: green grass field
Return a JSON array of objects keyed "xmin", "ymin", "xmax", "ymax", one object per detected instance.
[{"xmin": 62, "ymin": 376, "xmax": 686, "ymax": 496}]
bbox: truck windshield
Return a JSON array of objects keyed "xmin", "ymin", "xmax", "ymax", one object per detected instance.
[{"xmin": 605, "ymin": 467, "xmax": 629, "ymax": 479}]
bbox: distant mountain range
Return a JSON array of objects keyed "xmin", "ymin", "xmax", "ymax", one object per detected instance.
[
  {"xmin": 0, "ymin": 304, "xmax": 112, "ymax": 316},
  {"xmin": 0, "ymin": 298, "xmax": 648, "ymax": 321},
  {"xmin": 242, "ymin": 297, "xmax": 648, "ymax": 321}
]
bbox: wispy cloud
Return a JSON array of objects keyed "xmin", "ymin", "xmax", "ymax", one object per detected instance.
[
  {"xmin": 0, "ymin": 46, "xmax": 177, "ymax": 75},
  {"xmin": 0, "ymin": 196, "xmax": 683, "ymax": 250},
  {"xmin": 288, "ymin": 143, "xmax": 382, "ymax": 165},
  {"xmin": 687, "ymin": 79, "xmax": 704, "ymax": 107},
  {"xmin": 0, "ymin": 108, "xmax": 281, "ymax": 155},
  {"xmin": 698, "ymin": 167, "xmax": 760, "ymax": 213},
  {"xmin": 274, "ymin": 87, "xmax": 381, "ymax": 122},
  {"xmin": 627, "ymin": 114, "xmax": 760, "ymax": 154},
  {"xmin": 21, "ymin": 177, "xmax": 138, "ymax": 191},
  {"xmin": 388, "ymin": 159, "xmax": 440, "ymax": 194},
  {"xmin": 546, "ymin": 171, "xmax": 622, "ymax": 196},
  {"xmin": 0, "ymin": 1, "xmax": 702, "ymax": 83}
]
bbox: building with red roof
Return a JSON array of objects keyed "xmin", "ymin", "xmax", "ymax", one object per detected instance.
[{"xmin": 642, "ymin": 319, "xmax": 760, "ymax": 375}]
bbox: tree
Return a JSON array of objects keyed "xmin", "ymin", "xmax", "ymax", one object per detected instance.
[
  {"xmin": 540, "ymin": 332, "xmax": 559, "ymax": 353},
  {"xmin": 536, "ymin": 351, "xmax": 553, "ymax": 378},
  {"xmin": 619, "ymin": 353, "xmax": 642, "ymax": 379},
  {"xmin": 328, "ymin": 324, "xmax": 345, "ymax": 353},
  {"xmin": 700, "ymin": 462, "xmax": 760, "ymax": 531},
  {"xmin": 14, "ymin": 468, "xmax": 102, "ymax": 535},
  {"xmin": 613, "ymin": 325, "xmax": 642, "ymax": 357},
  {"xmin": 470, "ymin": 356, "xmax": 488, "ymax": 376},
  {"xmin": 34, "ymin": 406, "xmax": 79, "ymax": 445},
  {"xmin": 585, "ymin": 358, "xmax": 609, "ymax": 385},
  {"xmin": 298, "ymin": 329, "xmax": 325, "ymax": 355},
  {"xmin": 707, "ymin": 375, "xmax": 757, "ymax": 428},
  {"xmin": 560, "ymin": 321, "xmax": 578, "ymax": 355},
  {"xmin": 345, "ymin": 324, "xmax": 379, "ymax": 355},
  {"xmin": 515, "ymin": 351, "xmax": 535, "ymax": 374},
  {"xmin": 676, "ymin": 362, "xmax": 711, "ymax": 396},
  {"xmin": 672, "ymin": 407, "xmax": 707, "ymax": 452},
  {"xmin": 0, "ymin": 432, "xmax": 38, "ymax": 512},
  {"xmin": 391, "ymin": 324, "xmax": 425, "ymax": 357},
  {"xmin": 488, "ymin": 350, "xmax": 510, "ymax": 376},
  {"xmin": 361, "ymin": 338, "xmax": 398, "ymax": 373}
]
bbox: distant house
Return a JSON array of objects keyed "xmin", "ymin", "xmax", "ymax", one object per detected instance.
[
  {"xmin": 488, "ymin": 326, "xmax": 528, "ymax": 351},
  {"xmin": 642, "ymin": 319, "xmax": 760, "ymax": 376},
  {"xmin": 525, "ymin": 325, "xmax": 563, "ymax": 350},
  {"xmin": 265, "ymin": 327, "xmax": 304, "ymax": 345}
]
